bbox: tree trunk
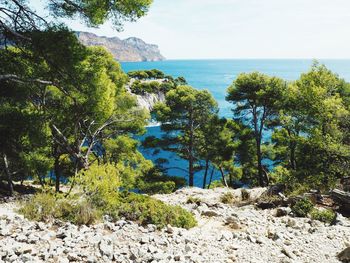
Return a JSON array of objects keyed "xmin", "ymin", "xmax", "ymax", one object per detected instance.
[
  {"xmin": 202, "ymin": 159, "xmax": 209, "ymax": 189},
  {"xmin": 287, "ymin": 129, "xmax": 297, "ymax": 170},
  {"xmin": 256, "ymin": 139, "xmax": 264, "ymax": 187},
  {"xmin": 3, "ymin": 154, "xmax": 14, "ymax": 196},
  {"xmin": 189, "ymin": 156, "xmax": 194, "ymax": 187},
  {"xmin": 54, "ymin": 157, "xmax": 60, "ymax": 193},
  {"xmin": 219, "ymin": 167, "xmax": 229, "ymax": 187},
  {"xmin": 188, "ymin": 111, "xmax": 195, "ymax": 187},
  {"xmin": 290, "ymin": 142, "xmax": 297, "ymax": 170},
  {"xmin": 207, "ymin": 166, "xmax": 215, "ymax": 189}
]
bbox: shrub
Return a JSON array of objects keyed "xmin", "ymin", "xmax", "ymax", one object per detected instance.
[
  {"xmin": 220, "ymin": 192, "xmax": 235, "ymax": 204},
  {"xmin": 186, "ymin": 196, "xmax": 201, "ymax": 205},
  {"xmin": 310, "ymin": 208, "xmax": 336, "ymax": 224},
  {"xmin": 19, "ymin": 193, "xmax": 100, "ymax": 225},
  {"xmin": 75, "ymin": 163, "xmax": 120, "ymax": 202},
  {"xmin": 241, "ymin": 189, "xmax": 250, "ymax": 201},
  {"xmin": 139, "ymin": 181, "xmax": 176, "ymax": 195},
  {"xmin": 20, "ymin": 164, "xmax": 197, "ymax": 229},
  {"xmin": 208, "ymin": 180, "xmax": 224, "ymax": 189},
  {"xmin": 116, "ymin": 192, "xmax": 197, "ymax": 229},
  {"xmin": 291, "ymin": 198, "xmax": 314, "ymax": 217},
  {"xmin": 136, "ymin": 168, "xmax": 185, "ymax": 194},
  {"xmin": 19, "ymin": 192, "xmax": 57, "ymax": 222}
]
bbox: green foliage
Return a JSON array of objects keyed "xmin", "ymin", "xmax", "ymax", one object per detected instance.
[
  {"xmin": 220, "ymin": 192, "xmax": 235, "ymax": 204},
  {"xmin": 198, "ymin": 116, "xmax": 237, "ymax": 188},
  {"xmin": 271, "ymin": 62, "xmax": 350, "ymax": 192},
  {"xmin": 48, "ymin": 0, "xmax": 152, "ymax": 28},
  {"xmin": 208, "ymin": 180, "xmax": 225, "ymax": 188},
  {"xmin": 226, "ymin": 72, "xmax": 285, "ymax": 187},
  {"xmin": 310, "ymin": 208, "xmax": 337, "ymax": 224},
  {"xmin": 291, "ymin": 198, "xmax": 314, "ymax": 217},
  {"xmin": 76, "ymin": 163, "xmax": 120, "ymax": 201},
  {"xmin": 19, "ymin": 192, "xmax": 100, "ymax": 225},
  {"xmin": 128, "ymin": 70, "xmax": 183, "ymax": 95},
  {"xmin": 128, "ymin": 69, "xmax": 165, "ymax": 80},
  {"xmin": 115, "ymin": 192, "xmax": 197, "ymax": 229},
  {"xmin": 103, "ymin": 136, "xmax": 153, "ymax": 190},
  {"xmin": 138, "ymin": 181, "xmax": 176, "ymax": 195},
  {"xmin": 130, "ymin": 80, "xmax": 161, "ymax": 94},
  {"xmin": 20, "ymin": 167, "xmax": 197, "ymax": 229},
  {"xmin": 151, "ymin": 85, "xmax": 219, "ymax": 186},
  {"xmin": 136, "ymin": 168, "xmax": 185, "ymax": 194}
]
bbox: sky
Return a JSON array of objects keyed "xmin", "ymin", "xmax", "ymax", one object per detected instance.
[{"xmin": 32, "ymin": 0, "xmax": 350, "ymax": 59}]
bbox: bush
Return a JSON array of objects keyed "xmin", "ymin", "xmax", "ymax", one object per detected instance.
[
  {"xmin": 310, "ymin": 208, "xmax": 336, "ymax": 224},
  {"xmin": 291, "ymin": 198, "xmax": 314, "ymax": 217},
  {"xmin": 136, "ymin": 168, "xmax": 185, "ymax": 194},
  {"xmin": 20, "ymin": 164, "xmax": 197, "ymax": 229},
  {"xmin": 19, "ymin": 192, "xmax": 57, "ymax": 222},
  {"xmin": 220, "ymin": 192, "xmax": 235, "ymax": 204},
  {"xmin": 138, "ymin": 181, "xmax": 176, "ymax": 195},
  {"xmin": 186, "ymin": 196, "xmax": 201, "ymax": 205},
  {"xmin": 19, "ymin": 193, "xmax": 100, "ymax": 225},
  {"xmin": 116, "ymin": 192, "xmax": 197, "ymax": 229},
  {"xmin": 208, "ymin": 180, "xmax": 224, "ymax": 189},
  {"xmin": 241, "ymin": 189, "xmax": 250, "ymax": 201},
  {"xmin": 75, "ymin": 163, "xmax": 120, "ymax": 202}
]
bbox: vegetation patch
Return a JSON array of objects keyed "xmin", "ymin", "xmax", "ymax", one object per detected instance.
[
  {"xmin": 310, "ymin": 208, "xmax": 337, "ymax": 224},
  {"xmin": 291, "ymin": 198, "xmax": 314, "ymax": 217},
  {"xmin": 18, "ymin": 192, "xmax": 100, "ymax": 225},
  {"xmin": 241, "ymin": 189, "xmax": 250, "ymax": 201},
  {"xmin": 186, "ymin": 196, "xmax": 202, "ymax": 205},
  {"xmin": 208, "ymin": 180, "xmax": 225, "ymax": 189},
  {"xmin": 19, "ymin": 164, "xmax": 197, "ymax": 229},
  {"xmin": 117, "ymin": 192, "xmax": 197, "ymax": 229},
  {"xmin": 220, "ymin": 192, "xmax": 235, "ymax": 204}
]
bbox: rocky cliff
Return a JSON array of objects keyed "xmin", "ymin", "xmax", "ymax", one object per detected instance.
[
  {"xmin": 76, "ymin": 32, "xmax": 165, "ymax": 62},
  {"xmin": 126, "ymin": 79, "xmax": 166, "ymax": 112}
]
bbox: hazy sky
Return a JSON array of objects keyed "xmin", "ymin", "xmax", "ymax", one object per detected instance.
[{"xmin": 33, "ymin": 0, "xmax": 350, "ymax": 59}]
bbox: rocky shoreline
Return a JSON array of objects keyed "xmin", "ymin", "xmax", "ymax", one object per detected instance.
[{"xmin": 0, "ymin": 187, "xmax": 349, "ymax": 263}]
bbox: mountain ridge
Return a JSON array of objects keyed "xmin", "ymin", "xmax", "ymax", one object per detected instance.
[{"xmin": 76, "ymin": 31, "xmax": 165, "ymax": 62}]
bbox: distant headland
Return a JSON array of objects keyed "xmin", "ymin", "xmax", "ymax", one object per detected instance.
[{"xmin": 76, "ymin": 31, "xmax": 165, "ymax": 62}]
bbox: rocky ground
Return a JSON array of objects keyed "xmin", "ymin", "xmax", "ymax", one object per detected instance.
[{"xmin": 0, "ymin": 187, "xmax": 349, "ymax": 263}]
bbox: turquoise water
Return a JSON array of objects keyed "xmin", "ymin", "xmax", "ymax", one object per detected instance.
[{"xmin": 121, "ymin": 59, "xmax": 350, "ymax": 187}]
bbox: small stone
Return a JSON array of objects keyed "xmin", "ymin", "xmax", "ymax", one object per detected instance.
[
  {"xmin": 275, "ymin": 207, "xmax": 291, "ymax": 217},
  {"xmin": 148, "ymin": 245, "xmax": 158, "ymax": 253},
  {"xmin": 338, "ymin": 247, "xmax": 350, "ymax": 263},
  {"xmin": 185, "ymin": 245, "xmax": 192, "ymax": 253},
  {"xmin": 140, "ymin": 236, "xmax": 149, "ymax": 244},
  {"xmin": 221, "ymin": 231, "xmax": 233, "ymax": 241},
  {"xmin": 247, "ymin": 235, "xmax": 256, "ymax": 243},
  {"xmin": 201, "ymin": 210, "xmax": 219, "ymax": 217},
  {"xmin": 58, "ymin": 258, "xmax": 69, "ymax": 263},
  {"xmin": 116, "ymin": 220, "xmax": 127, "ymax": 227},
  {"xmin": 99, "ymin": 238, "xmax": 113, "ymax": 259},
  {"xmin": 86, "ymin": 256, "xmax": 97, "ymax": 263},
  {"xmin": 174, "ymin": 255, "xmax": 181, "ymax": 261},
  {"xmin": 166, "ymin": 224, "xmax": 174, "ymax": 234},
  {"xmin": 282, "ymin": 246, "xmax": 296, "ymax": 260},
  {"xmin": 147, "ymin": 224, "xmax": 157, "ymax": 232},
  {"xmin": 67, "ymin": 253, "xmax": 80, "ymax": 261},
  {"xmin": 256, "ymin": 237, "xmax": 264, "ymax": 244},
  {"xmin": 286, "ymin": 218, "xmax": 296, "ymax": 228}
]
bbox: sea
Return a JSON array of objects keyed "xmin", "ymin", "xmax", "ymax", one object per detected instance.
[{"xmin": 121, "ymin": 59, "xmax": 350, "ymax": 187}]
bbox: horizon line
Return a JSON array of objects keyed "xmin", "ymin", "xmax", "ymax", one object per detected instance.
[{"xmin": 121, "ymin": 58, "xmax": 350, "ymax": 63}]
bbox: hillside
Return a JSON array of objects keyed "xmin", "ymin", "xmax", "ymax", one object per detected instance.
[{"xmin": 76, "ymin": 32, "xmax": 165, "ymax": 62}]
